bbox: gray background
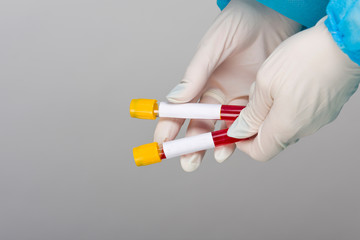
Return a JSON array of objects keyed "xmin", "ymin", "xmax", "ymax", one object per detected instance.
[{"xmin": 1, "ymin": 0, "xmax": 359, "ymax": 239}]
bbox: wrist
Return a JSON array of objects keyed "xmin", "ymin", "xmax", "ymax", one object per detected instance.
[{"xmin": 324, "ymin": 0, "xmax": 360, "ymax": 66}]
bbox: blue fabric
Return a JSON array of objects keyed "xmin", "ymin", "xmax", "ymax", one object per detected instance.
[
  {"xmin": 217, "ymin": 0, "xmax": 231, "ymax": 11},
  {"xmin": 256, "ymin": 0, "xmax": 329, "ymax": 27},
  {"xmin": 325, "ymin": 0, "xmax": 360, "ymax": 66},
  {"xmin": 216, "ymin": 0, "xmax": 360, "ymax": 65},
  {"xmin": 217, "ymin": 1, "xmax": 328, "ymax": 27}
]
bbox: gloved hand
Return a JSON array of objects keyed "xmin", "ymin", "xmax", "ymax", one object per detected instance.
[
  {"xmin": 228, "ymin": 17, "xmax": 360, "ymax": 162},
  {"xmin": 154, "ymin": 0, "xmax": 301, "ymax": 172}
]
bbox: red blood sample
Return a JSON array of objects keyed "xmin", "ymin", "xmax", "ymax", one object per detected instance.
[
  {"xmin": 220, "ymin": 105, "xmax": 245, "ymax": 121},
  {"xmin": 159, "ymin": 129, "xmax": 249, "ymax": 160},
  {"xmin": 159, "ymin": 148, "xmax": 167, "ymax": 160},
  {"xmin": 211, "ymin": 128, "xmax": 247, "ymax": 147}
]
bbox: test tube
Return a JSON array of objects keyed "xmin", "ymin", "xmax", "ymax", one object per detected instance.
[
  {"xmin": 130, "ymin": 99, "xmax": 245, "ymax": 121},
  {"xmin": 133, "ymin": 128, "xmax": 248, "ymax": 166}
]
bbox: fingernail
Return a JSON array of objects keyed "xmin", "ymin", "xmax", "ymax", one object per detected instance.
[
  {"xmin": 153, "ymin": 135, "xmax": 168, "ymax": 144},
  {"xmin": 228, "ymin": 116, "xmax": 253, "ymax": 138},
  {"xmin": 166, "ymin": 84, "xmax": 187, "ymax": 103},
  {"xmin": 180, "ymin": 154, "xmax": 201, "ymax": 172},
  {"xmin": 214, "ymin": 146, "xmax": 233, "ymax": 163}
]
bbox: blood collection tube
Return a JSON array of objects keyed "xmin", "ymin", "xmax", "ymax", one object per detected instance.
[
  {"xmin": 130, "ymin": 99, "xmax": 245, "ymax": 121},
  {"xmin": 133, "ymin": 128, "xmax": 248, "ymax": 166}
]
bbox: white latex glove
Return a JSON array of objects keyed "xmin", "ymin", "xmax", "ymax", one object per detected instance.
[
  {"xmin": 228, "ymin": 17, "xmax": 360, "ymax": 162},
  {"xmin": 154, "ymin": 0, "xmax": 301, "ymax": 172}
]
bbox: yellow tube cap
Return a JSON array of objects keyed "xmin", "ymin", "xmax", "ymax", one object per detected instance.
[
  {"xmin": 133, "ymin": 142, "xmax": 162, "ymax": 166},
  {"xmin": 129, "ymin": 99, "xmax": 158, "ymax": 120}
]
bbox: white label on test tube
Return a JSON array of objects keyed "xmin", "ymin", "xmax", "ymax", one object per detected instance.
[
  {"xmin": 162, "ymin": 132, "xmax": 215, "ymax": 159},
  {"xmin": 158, "ymin": 102, "xmax": 221, "ymax": 119}
]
